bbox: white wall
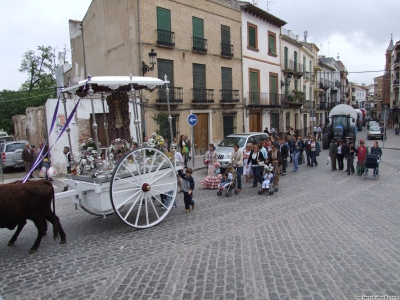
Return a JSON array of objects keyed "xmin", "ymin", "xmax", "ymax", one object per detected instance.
[{"xmin": 45, "ymin": 97, "xmax": 141, "ymax": 176}]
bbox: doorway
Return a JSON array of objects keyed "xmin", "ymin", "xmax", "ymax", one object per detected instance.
[
  {"xmin": 194, "ymin": 113, "xmax": 209, "ymax": 155},
  {"xmin": 249, "ymin": 111, "xmax": 261, "ymax": 132}
]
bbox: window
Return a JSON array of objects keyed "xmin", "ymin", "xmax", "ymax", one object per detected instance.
[
  {"xmin": 221, "ymin": 25, "xmax": 232, "ymax": 57},
  {"xmin": 284, "ymin": 47, "xmax": 288, "ymax": 69},
  {"xmin": 269, "ymin": 73, "xmax": 278, "ymax": 105},
  {"xmin": 309, "ymin": 87, "xmax": 312, "ymax": 101},
  {"xmin": 193, "ymin": 17, "xmax": 206, "ymax": 52},
  {"xmin": 157, "ymin": 59, "xmax": 174, "ymax": 101},
  {"xmin": 268, "ymin": 31, "xmax": 276, "ymax": 55},
  {"xmin": 294, "ymin": 51, "xmax": 298, "ymax": 72},
  {"xmin": 223, "ymin": 115, "xmax": 234, "ymax": 137},
  {"xmin": 303, "ymin": 85, "xmax": 306, "ymax": 100},
  {"xmin": 271, "ymin": 113, "xmax": 279, "ymax": 133},
  {"xmin": 309, "ymin": 60, "xmax": 312, "ymax": 72},
  {"xmin": 193, "ymin": 64, "xmax": 206, "ymax": 101},
  {"xmin": 157, "ymin": 7, "xmax": 173, "ymax": 46},
  {"xmin": 286, "ymin": 112, "xmax": 291, "ymax": 129},
  {"xmin": 303, "ymin": 56, "xmax": 306, "ymax": 73},
  {"xmin": 221, "ymin": 67, "xmax": 233, "ymax": 101},
  {"xmin": 249, "ymin": 69, "xmax": 259, "ymax": 104},
  {"xmin": 247, "ymin": 23, "xmax": 258, "ymax": 50}
]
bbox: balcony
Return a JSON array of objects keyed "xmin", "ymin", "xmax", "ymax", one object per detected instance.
[
  {"xmin": 284, "ymin": 91, "xmax": 305, "ymax": 107},
  {"xmin": 304, "ymin": 100, "xmax": 315, "ymax": 110},
  {"xmin": 314, "ymin": 61, "xmax": 323, "ymax": 72},
  {"xmin": 156, "ymin": 87, "xmax": 183, "ymax": 105},
  {"xmin": 303, "ymin": 71, "xmax": 310, "ymax": 83},
  {"xmin": 220, "ymin": 89, "xmax": 240, "ymax": 105},
  {"xmin": 192, "ymin": 37, "xmax": 208, "ymax": 53},
  {"xmin": 330, "ymin": 87, "xmax": 339, "ymax": 94},
  {"xmin": 310, "ymin": 73, "xmax": 315, "ymax": 84},
  {"xmin": 393, "ymin": 79, "xmax": 399, "ymax": 89},
  {"xmin": 335, "ymin": 80, "xmax": 341, "ymax": 88},
  {"xmin": 156, "ymin": 29, "xmax": 175, "ymax": 48},
  {"xmin": 246, "ymin": 92, "xmax": 284, "ymax": 107},
  {"xmin": 192, "ymin": 88, "xmax": 214, "ymax": 104},
  {"xmin": 221, "ymin": 43, "xmax": 234, "ymax": 58},
  {"xmin": 393, "ymin": 57, "xmax": 400, "ymax": 70},
  {"xmin": 315, "ymin": 80, "xmax": 326, "ymax": 92}
]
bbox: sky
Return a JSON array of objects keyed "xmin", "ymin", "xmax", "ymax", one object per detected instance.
[{"xmin": 0, "ymin": 0, "xmax": 398, "ymax": 91}]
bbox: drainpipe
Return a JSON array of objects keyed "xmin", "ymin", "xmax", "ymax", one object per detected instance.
[
  {"xmin": 80, "ymin": 22, "xmax": 87, "ymax": 78},
  {"xmin": 137, "ymin": 0, "xmax": 146, "ymax": 139}
]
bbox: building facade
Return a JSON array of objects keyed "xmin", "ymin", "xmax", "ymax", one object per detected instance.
[
  {"xmin": 390, "ymin": 39, "xmax": 400, "ymax": 124},
  {"xmin": 241, "ymin": 3, "xmax": 286, "ymax": 135},
  {"xmin": 67, "ymin": 0, "xmax": 243, "ymax": 155}
]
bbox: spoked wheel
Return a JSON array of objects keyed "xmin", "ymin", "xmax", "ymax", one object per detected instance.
[
  {"xmin": 80, "ymin": 204, "xmax": 114, "ymax": 217},
  {"xmin": 109, "ymin": 147, "xmax": 177, "ymax": 229}
]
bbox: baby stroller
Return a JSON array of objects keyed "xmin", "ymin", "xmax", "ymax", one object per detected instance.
[
  {"xmin": 362, "ymin": 154, "xmax": 380, "ymax": 180},
  {"xmin": 217, "ymin": 166, "xmax": 237, "ymax": 197},
  {"xmin": 258, "ymin": 164, "xmax": 276, "ymax": 195}
]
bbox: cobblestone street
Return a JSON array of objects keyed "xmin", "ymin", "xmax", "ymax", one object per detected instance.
[{"xmin": 1, "ymin": 143, "xmax": 400, "ymax": 299}]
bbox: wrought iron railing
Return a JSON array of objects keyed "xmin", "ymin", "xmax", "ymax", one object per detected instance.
[
  {"xmin": 221, "ymin": 43, "xmax": 234, "ymax": 57},
  {"xmin": 192, "ymin": 37, "xmax": 208, "ymax": 53},
  {"xmin": 247, "ymin": 92, "xmax": 284, "ymax": 106},
  {"xmin": 304, "ymin": 72, "xmax": 310, "ymax": 80},
  {"xmin": 305, "ymin": 100, "xmax": 315, "ymax": 109},
  {"xmin": 157, "ymin": 29, "xmax": 175, "ymax": 47},
  {"xmin": 220, "ymin": 89, "xmax": 239, "ymax": 103},
  {"xmin": 192, "ymin": 88, "xmax": 214, "ymax": 103},
  {"xmin": 156, "ymin": 87, "xmax": 183, "ymax": 103}
]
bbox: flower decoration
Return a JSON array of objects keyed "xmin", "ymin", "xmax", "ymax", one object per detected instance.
[
  {"xmin": 204, "ymin": 159, "xmax": 210, "ymax": 165},
  {"xmin": 143, "ymin": 133, "xmax": 165, "ymax": 152},
  {"xmin": 264, "ymin": 164, "xmax": 274, "ymax": 173},
  {"xmin": 109, "ymin": 138, "xmax": 135, "ymax": 163},
  {"xmin": 77, "ymin": 138, "xmax": 99, "ymax": 174}
]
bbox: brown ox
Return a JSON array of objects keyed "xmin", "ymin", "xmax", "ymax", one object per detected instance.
[{"xmin": 0, "ymin": 180, "xmax": 66, "ymax": 254}]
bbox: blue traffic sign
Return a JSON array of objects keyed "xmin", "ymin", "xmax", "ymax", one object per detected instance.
[{"xmin": 187, "ymin": 114, "xmax": 198, "ymax": 126}]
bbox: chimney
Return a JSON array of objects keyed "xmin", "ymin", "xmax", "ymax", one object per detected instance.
[{"xmin": 296, "ymin": 35, "xmax": 300, "ymax": 41}]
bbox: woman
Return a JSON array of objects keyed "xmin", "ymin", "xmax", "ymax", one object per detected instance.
[
  {"xmin": 179, "ymin": 135, "xmax": 188, "ymax": 167},
  {"xmin": 243, "ymin": 143, "xmax": 253, "ymax": 182},
  {"xmin": 336, "ymin": 139, "xmax": 345, "ymax": 171},
  {"xmin": 370, "ymin": 141, "xmax": 383, "ymax": 176},
  {"xmin": 287, "ymin": 135, "xmax": 294, "ymax": 163},
  {"xmin": 297, "ymin": 136, "xmax": 304, "ymax": 165},
  {"xmin": 43, "ymin": 145, "xmax": 52, "ymax": 181},
  {"xmin": 200, "ymin": 144, "xmax": 220, "ymax": 189},
  {"xmin": 356, "ymin": 139, "xmax": 368, "ymax": 175},
  {"xmin": 293, "ymin": 136, "xmax": 303, "ymax": 172},
  {"xmin": 310, "ymin": 137, "xmax": 321, "ymax": 167},
  {"xmin": 247, "ymin": 144, "xmax": 265, "ymax": 188},
  {"xmin": 229, "ymin": 143, "xmax": 244, "ymax": 192}
]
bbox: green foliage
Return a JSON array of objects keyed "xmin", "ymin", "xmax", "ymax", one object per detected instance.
[
  {"xmin": 151, "ymin": 112, "xmax": 168, "ymax": 137},
  {"xmin": 0, "ymin": 45, "xmax": 58, "ymax": 135}
]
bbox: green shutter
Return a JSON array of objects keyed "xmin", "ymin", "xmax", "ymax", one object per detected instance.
[
  {"xmin": 270, "ymin": 75, "xmax": 277, "ymax": 94},
  {"xmin": 248, "ymin": 26, "xmax": 256, "ymax": 48},
  {"xmin": 294, "ymin": 51, "xmax": 298, "ymax": 71},
  {"xmin": 223, "ymin": 115, "xmax": 234, "ymax": 137},
  {"xmin": 268, "ymin": 34, "xmax": 275, "ymax": 54},
  {"xmin": 157, "ymin": 59, "xmax": 174, "ymax": 102},
  {"xmin": 285, "ymin": 78, "xmax": 289, "ymax": 95},
  {"xmin": 193, "ymin": 64, "xmax": 206, "ymax": 101},
  {"xmin": 284, "ymin": 47, "xmax": 288, "ymax": 69},
  {"xmin": 303, "ymin": 56, "xmax": 306, "ymax": 72},
  {"xmin": 250, "ymin": 71, "xmax": 259, "ymax": 104},
  {"xmin": 221, "ymin": 25, "xmax": 230, "ymax": 44},
  {"xmin": 157, "ymin": 7, "xmax": 171, "ymax": 45},
  {"xmin": 222, "ymin": 67, "xmax": 232, "ymax": 101},
  {"xmin": 193, "ymin": 17, "xmax": 204, "ymax": 50}
]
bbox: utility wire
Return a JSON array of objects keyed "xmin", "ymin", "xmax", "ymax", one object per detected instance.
[{"xmin": 0, "ymin": 93, "xmax": 53, "ymax": 103}]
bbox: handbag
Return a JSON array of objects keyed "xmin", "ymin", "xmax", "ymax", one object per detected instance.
[
  {"xmin": 39, "ymin": 166, "xmax": 47, "ymax": 178},
  {"xmin": 326, "ymin": 157, "xmax": 331, "ymax": 165},
  {"xmin": 182, "ymin": 145, "xmax": 189, "ymax": 154}
]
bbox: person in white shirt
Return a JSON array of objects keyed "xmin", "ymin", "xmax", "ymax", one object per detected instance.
[
  {"xmin": 313, "ymin": 125, "xmax": 318, "ymax": 138},
  {"xmin": 317, "ymin": 125, "xmax": 322, "ymax": 141}
]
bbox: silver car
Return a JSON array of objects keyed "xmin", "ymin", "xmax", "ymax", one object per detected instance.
[
  {"xmin": 0, "ymin": 141, "xmax": 27, "ymax": 170},
  {"xmin": 367, "ymin": 125, "xmax": 382, "ymax": 140},
  {"xmin": 205, "ymin": 132, "xmax": 269, "ymax": 170}
]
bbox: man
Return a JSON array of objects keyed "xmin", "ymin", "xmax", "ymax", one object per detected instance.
[
  {"xmin": 279, "ymin": 138, "xmax": 288, "ymax": 175},
  {"xmin": 345, "ymin": 140, "xmax": 357, "ymax": 175},
  {"xmin": 317, "ymin": 125, "xmax": 322, "ymax": 141},
  {"xmin": 336, "ymin": 139, "xmax": 345, "ymax": 171},
  {"xmin": 22, "ymin": 142, "xmax": 34, "ymax": 178},
  {"xmin": 263, "ymin": 127, "xmax": 270, "ymax": 135},
  {"xmin": 304, "ymin": 135, "xmax": 312, "ymax": 166},
  {"xmin": 329, "ymin": 140, "xmax": 338, "ymax": 171},
  {"xmin": 313, "ymin": 125, "xmax": 318, "ymax": 138},
  {"xmin": 266, "ymin": 145, "xmax": 281, "ymax": 192},
  {"xmin": 184, "ymin": 135, "xmax": 192, "ymax": 161},
  {"xmin": 62, "ymin": 147, "xmax": 72, "ymax": 191},
  {"xmin": 270, "ymin": 126, "xmax": 277, "ymax": 138}
]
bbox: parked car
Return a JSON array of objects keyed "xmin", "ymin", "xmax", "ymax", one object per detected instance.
[
  {"xmin": 0, "ymin": 141, "xmax": 27, "ymax": 170},
  {"xmin": 0, "ymin": 136, "xmax": 16, "ymax": 143},
  {"xmin": 204, "ymin": 132, "xmax": 269, "ymax": 171},
  {"xmin": 367, "ymin": 120, "xmax": 379, "ymax": 130},
  {"xmin": 367, "ymin": 125, "xmax": 383, "ymax": 140}
]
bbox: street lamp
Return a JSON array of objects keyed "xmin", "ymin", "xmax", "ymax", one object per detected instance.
[
  {"xmin": 281, "ymin": 73, "xmax": 292, "ymax": 88},
  {"xmin": 142, "ymin": 49, "xmax": 157, "ymax": 76}
]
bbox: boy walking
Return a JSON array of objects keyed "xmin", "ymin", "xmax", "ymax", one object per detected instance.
[{"xmin": 178, "ymin": 168, "xmax": 195, "ymax": 213}]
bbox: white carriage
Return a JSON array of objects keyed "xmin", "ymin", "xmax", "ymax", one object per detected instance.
[{"xmin": 56, "ymin": 75, "xmax": 182, "ymax": 229}]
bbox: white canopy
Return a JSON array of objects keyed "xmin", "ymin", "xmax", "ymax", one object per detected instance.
[{"xmin": 62, "ymin": 76, "xmax": 169, "ymax": 97}]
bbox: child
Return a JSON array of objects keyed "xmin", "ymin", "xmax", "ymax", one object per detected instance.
[
  {"xmin": 178, "ymin": 168, "xmax": 195, "ymax": 213},
  {"xmin": 262, "ymin": 168, "xmax": 274, "ymax": 190},
  {"xmin": 218, "ymin": 171, "xmax": 233, "ymax": 189}
]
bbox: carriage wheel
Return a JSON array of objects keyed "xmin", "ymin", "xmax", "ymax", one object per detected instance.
[
  {"xmin": 80, "ymin": 204, "xmax": 114, "ymax": 217},
  {"xmin": 109, "ymin": 147, "xmax": 177, "ymax": 229}
]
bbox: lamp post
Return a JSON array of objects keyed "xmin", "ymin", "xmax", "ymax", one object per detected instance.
[{"xmin": 142, "ymin": 49, "xmax": 157, "ymax": 76}]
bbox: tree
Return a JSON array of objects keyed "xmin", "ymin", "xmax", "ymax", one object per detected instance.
[{"xmin": 19, "ymin": 46, "xmax": 58, "ymax": 93}]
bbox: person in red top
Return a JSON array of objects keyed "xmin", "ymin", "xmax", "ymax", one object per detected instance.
[{"xmin": 356, "ymin": 139, "xmax": 369, "ymax": 175}]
